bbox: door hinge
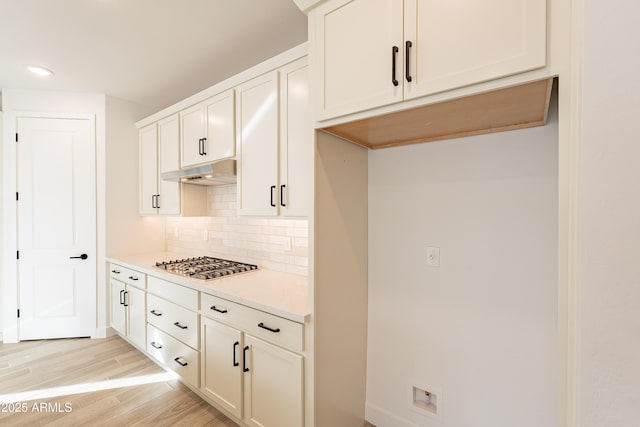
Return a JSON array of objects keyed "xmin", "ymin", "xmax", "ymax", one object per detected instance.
[
  {"xmin": 15, "ymin": 133, "xmax": 18, "ymax": 142},
  {"xmin": 17, "ymin": 309, "xmax": 20, "ymax": 318}
]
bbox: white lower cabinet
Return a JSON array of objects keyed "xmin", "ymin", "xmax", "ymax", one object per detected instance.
[
  {"xmin": 201, "ymin": 303, "xmax": 304, "ymax": 427},
  {"xmin": 201, "ymin": 317, "xmax": 244, "ymax": 419},
  {"xmin": 110, "ymin": 264, "xmax": 146, "ymax": 350},
  {"xmin": 111, "ymin": 270, "xmax": 305, "ymax": 426},
  {"xmin": 243, "ymin": 334, "xmax": 304, "ymax": 427}
]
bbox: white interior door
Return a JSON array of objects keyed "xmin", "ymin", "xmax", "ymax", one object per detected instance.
[{"xmin": 17, "ymin": 116, "xmax": 96, "ymax": 340}]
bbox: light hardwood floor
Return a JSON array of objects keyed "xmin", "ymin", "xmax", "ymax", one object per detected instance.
[{"xmin": 0, "ymin": 335, "xmax": 237, "ymax": 426}]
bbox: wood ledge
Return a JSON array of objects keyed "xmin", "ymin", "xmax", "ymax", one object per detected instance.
[{"xmin": 321, "ymin": 78, "xmax": 555, "ymax": 149}]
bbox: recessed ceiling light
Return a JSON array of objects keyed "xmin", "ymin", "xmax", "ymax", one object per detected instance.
[{"xmin": 27, "ymin": 65, "xmax": 54, "ymax": 77}]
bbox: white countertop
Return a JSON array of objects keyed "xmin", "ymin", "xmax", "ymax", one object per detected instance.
[{"xmin": 107, "ymin": 252, "xmax": 310, "ymax": 323}]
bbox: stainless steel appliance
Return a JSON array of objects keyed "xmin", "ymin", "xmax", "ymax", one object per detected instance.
[{"xmin": 155, "ymin": 256, "xmax": 258, "ymax": 280}]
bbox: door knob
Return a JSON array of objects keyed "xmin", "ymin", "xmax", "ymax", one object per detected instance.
[{"xmin": 70, "ymin": 254, "xmax": 88, "ymax": 260}]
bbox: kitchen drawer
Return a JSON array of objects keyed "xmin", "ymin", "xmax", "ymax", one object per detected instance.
[
  {"xmin": 147, "ymin": 275, "xmax": 198, "ymax": 311},
  {"xmin": 201, "ymin": 293, "xmax": 244, "ymax": 326},
  {"xmin": 147, "ymin": 324, "xmax": 199, "ymax": 388},
  {"xmin": 109, "ymin": 263, "xmax": 146, "ymax": 289},
  {"xmin": 147, "ymin": 294, "xmax": 199, "ymax": 350},
  {"xmin": 201, "ymin": 293, "xmax": 303, "ymax": 352}
]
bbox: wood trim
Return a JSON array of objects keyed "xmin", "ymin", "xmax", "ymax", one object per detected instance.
[{"xmin": 322, "ymin": 78, "xmax": 554, "ymax": 149}]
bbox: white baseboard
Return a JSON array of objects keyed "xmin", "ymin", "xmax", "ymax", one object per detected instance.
[{"xmin": 366, "ymin": 402, "xmax": 416, "ymax": 427}]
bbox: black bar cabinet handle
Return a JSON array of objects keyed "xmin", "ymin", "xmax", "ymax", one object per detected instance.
[
  {"xmin": 405, "ymin": 40, "xmax": 413, "ymax": 82},
  {"xmin": 155, "ymin": 194, "xmax": 160, "ymax": 209},
  {"xmin": 70, "ymin": 254, "xmax": 88, "ymax": 260},
  {"xmin": 119, "ymin": 289, "xmax": 125, "ymax": 305},
  {"xmin": 270, "ymin": 185, "xmax": 276, "ymax": 207},
  {"xmin": 151, "ymin": 194, "xmax": 156, "ymax": 209},
  {"xmin": 150, "ymin": 309, "xmax": 162, "ymax": 317},
  {"xmin": 392, "ymin": 46, "xmax": 399, "ymax": 86},
  {"xmin": 210, "ymin": 305, "xmax": 228, "ymax": 314},
  {"xmin": 150, "ymin": 341, "xmax": 162, "ymax": 349},
  {"xmin": 243, "ymin": 345, "xmax": 250, "ymax": 372},
  {"xmin": 201, "ymin": 137, "xmax": 207, "ymax": 155},
  {"xmin": 123, "ymin": 291, "xmax": 129, "ymax": 307},
  {"xmin": 280, "ymin": 185, "xmax": 286, "ymax": 207},
  {"xmin": 198, "ymin": 138, "xmax": 202, "ymax": 155},
  {"xmin": 233, "ymin": 341, "xmax": 240, "ymax": 367},
  {"xmin": 258, "ymin": 322, "xmax": 281, "ymax": 333},
  {"xmin": 174, "ymin": 357, "xmax": 188, "ymax": 367},
  {"xmin": 174, "ymin": 321, "xmax": 188, "ymax": 330}
]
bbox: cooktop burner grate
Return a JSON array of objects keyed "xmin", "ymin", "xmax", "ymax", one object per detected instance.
[{"xmin": 155, "ymin": 256, "xmax": 258, "ymax": 280}]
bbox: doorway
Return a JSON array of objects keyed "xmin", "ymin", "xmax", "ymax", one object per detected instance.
[{"xmin": 16, "ymin": 116, "xmax": 96, "ymax": 340}]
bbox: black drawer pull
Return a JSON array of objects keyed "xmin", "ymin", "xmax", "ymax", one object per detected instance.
[
  {"xmin": 280, "ymin": 184, "xmax": 286, "ymax": 207},
  {"xmin": 243, "ymin": 345, "xmax": 250, "ymax": 372},
  {"xmin": 258, "ymin": 322, "xmax": 280, "ymax": 333},
  {"xmin": 270, "ymin": 185, "xmax": 276, "ymax": 207},
  {"xmin": 128, "ymin": 276, "xmax": 139, "ymax": 281},
  {"xmin": 174, "ymin": 357, "xmax": 188, "ymax": 367},
  {"xmin": 111, "ymin": 269, "xmax": 121, "ymax": 274},
  {"xmin": 405, "ymin": 40, "xmax": 413, "ymax": 82},
  {"xmin": 150, "ymin": 341, "xmax": 162, "ymax": 349},
  {"xmin": 174, "ymin": 321, "xmax": 188, "ymax": 330},
  {"xmin": 391, "ymin": 45, "xmax": 399, "ymax": 86},
  {"xmin": 233, "ymin": 341, "xmax": 240, "ymax": 367},
  {"xmin": 210, "ymin": 305, "xmax": 228, "ymax": 314},
  {"xmin": 150, "ymin": 310, "xmax": 162, "ymax": 317}
]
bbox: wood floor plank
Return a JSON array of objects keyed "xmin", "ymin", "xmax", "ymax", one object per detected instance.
[{"xmin": 0, "ymin": 336, "xmax": 237, "ymax": 427}]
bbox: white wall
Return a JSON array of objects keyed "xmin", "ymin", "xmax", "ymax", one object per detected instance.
[
  {"xmin": 105, "ymin": 95, "xmax": 165, "ymax": 257},
  {"xmin": 576, "ymin": 1, "xmax": 640, "ymax": 425},
  {"xmin": 366, "ymin": 95, "xmax": 559, "ymax": 426}
]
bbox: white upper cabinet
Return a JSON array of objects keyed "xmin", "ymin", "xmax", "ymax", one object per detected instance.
[
  {"xmin": 139, "ymin": 116, "xmax": 205, "ymax": 216},
  {"xmin": 314, "ymin": 0, "xmax": 404, "ymax": 121},
  {"xmin": 236, "ymin": 59, "xmax": 312, "ymax": 217},
  {"xmin": 139, "ymin": 117, "xmax": 180, "ymax": 215},
  {"xmin": 139, "ymin": 124, "xmax": 161, "ymax": 215},
  {"xmin": 236, "ymin": 71, "xmax": 280, "ymax": 216},
  {"xmin": 157, "ymin": 115, "xmax": 181, "ymax": 215},
  {"xmin": 181, "ymin": 89, "xmax": 235, "ymax": 168},
  {"xmin": 311, "ymin": 0, "xmax": 546, "ymax": 121},
  {"xmin": 279, "ymin": 58, "xmax": 312, "ymax": 217}
]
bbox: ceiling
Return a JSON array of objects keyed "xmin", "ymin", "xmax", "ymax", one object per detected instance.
[{"xmin": 0, "ymin": 0, "xmax": 308, "ymax": 115}]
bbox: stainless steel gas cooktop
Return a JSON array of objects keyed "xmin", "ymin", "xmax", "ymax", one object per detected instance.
[{"xmin": 155, "ymin": 256, "xmax": 258, "ymax": 280}]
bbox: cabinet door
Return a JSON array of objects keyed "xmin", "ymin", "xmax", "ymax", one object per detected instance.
[
  {"xmin": 201, "ymin": 317, "xmax": 243, "ymax": 419},
  {"xmin": 311, "ymin": 0, "xmax": 404, "ymax": 120},
  {"xmin": 236, "ymin": 71, "xmax": 279, "ymax": 216},
  {"xmin": 279, "ymin": 58, "xmax": 312, "ymax": 217},
  {"xmin": 403, "ymin": 0, "xmax": 546, "ymax": 100},
  {"xmin": 110, "ymin": 280, "xmax": 126, "ymax": 335},
  {"xmin": 243, "ymin": 335, "xmax": 304, "ymax": 427},
  {"xmin": 139, "ymin": 124, "xmax": 158, "ymax": 215},
  {"xmin": 205, "ymin": 89, "xmax": 236, "ymax": 161},
  {"xmin": 157, "ymin": 114, "xmax": 181, "ymax": 215},
  {"xmin": 180, "ymin": 103, "xmax": 207, "ymax": 167},
  {"xmin": 126, "ymin": 285, "xmax": 146, "ymax": 349}
]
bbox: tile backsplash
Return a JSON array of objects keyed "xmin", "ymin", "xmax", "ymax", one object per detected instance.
[{"xmin": 165, "ymin": 184, "xmax": 308, "ymax": 276}]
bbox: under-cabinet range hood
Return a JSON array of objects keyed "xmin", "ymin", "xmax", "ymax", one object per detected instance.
[{"xmin": 161, "ymin": 159, "xmax": 236, "ymax": 186}]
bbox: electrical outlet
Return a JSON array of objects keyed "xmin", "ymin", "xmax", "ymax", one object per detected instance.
[{"xmin": 427, "ymin": 246, "xmax": 440, "ymax": 267}]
